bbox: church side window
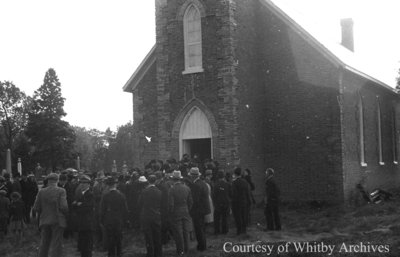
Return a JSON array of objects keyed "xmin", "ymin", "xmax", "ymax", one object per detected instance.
[
  {"xmin": 377, "ymin": 100, "xmax": 384, "ymax": 165},
  {"xmin": 358, "ymin": 95, "xmax": 367, "ymax": 166},
  {"xmin": 392, "ymin": 109, "xmax": 398, "ymax": 164},
  {"xmin": 182, "ymin": 4, "xmax": 203, "ymax": 74}
]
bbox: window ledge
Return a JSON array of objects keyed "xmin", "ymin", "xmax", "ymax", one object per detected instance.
[
  {"xmin": 360, "ymin": 162, "xmax": 368, "ymax": 167},
  {"xmin": 379, "ymin": 162, "xmax": 385, "ymax": 166},
  {"xmin": 182, "ymin": 67, "xmax": 204, "ymax": 75}
]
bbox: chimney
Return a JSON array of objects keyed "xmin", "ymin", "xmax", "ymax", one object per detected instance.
[{"xmin": 340, "ymin": 18, "xmax": 354, "ymax": 52}]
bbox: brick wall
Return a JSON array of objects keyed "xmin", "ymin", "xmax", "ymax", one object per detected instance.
[
  {"xmin": 341, "ymin": 70, "xmax": 400, "ymax": 202},
  {"xmin": 154, "ymin": 0, "xmax": 240, "ymax": 168},
  {"xmin": 132, "ymin": 62, "xmax": 158, "ymax": 167},
  {"xmin": 133, "ymin": 0, "xmax": 345, "ymax": 202},
  {"xmin": 234, "ymin": 1, "xmax": 344, "ymax": 202},
  {"xmin": 132, "ymin": 0, "xmax": 400, "ymax": 204}
]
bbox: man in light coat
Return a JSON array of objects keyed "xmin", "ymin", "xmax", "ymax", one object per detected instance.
[{"xmin": 34, "ymin": 173, "xmax": 68, "ymax": 257}]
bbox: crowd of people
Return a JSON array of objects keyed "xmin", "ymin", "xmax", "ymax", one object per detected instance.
[
  {"xmin": 0, "ymin": 155, "xmax": 281, "ymax": 257},
  {"xmin": 0, "ymin": 173, "xmax": 39, "ymax": 245}
]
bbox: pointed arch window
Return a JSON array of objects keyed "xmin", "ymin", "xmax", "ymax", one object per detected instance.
[
  {"xmin": 358, "ymin": 94, "xmax": 367, "ymax": 167},
  {"xmin": 392, "ymin": 108, "xmax": 398, "ymax": 164},
  {"xmin": 182, "ymin": 4, "xmax": 203, "ymax": 74},
  {"xmin": 377, "ymin": 99, "xmax": 384, "ymax": 165}
]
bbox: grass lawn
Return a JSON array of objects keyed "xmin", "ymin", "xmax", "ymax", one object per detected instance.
[{"xmin": 2, "ymin": 194, "xmax": 400, "ymax": 257}]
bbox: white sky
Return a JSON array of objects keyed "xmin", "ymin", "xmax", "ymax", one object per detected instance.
[{"xmin": 1, "ymin": 0, "xmax": 399, "ymax": 131}]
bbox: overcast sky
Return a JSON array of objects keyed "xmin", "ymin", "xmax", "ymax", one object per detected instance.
[{"xmin": 1, "ymin": 0, "xmax": 399, "ymax": 131}]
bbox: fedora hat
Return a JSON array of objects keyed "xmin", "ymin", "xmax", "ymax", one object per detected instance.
[
  {"xmin": 138, "ymin": 176, "xmax": 148, "ymax": 183},
  {"xmin": 172, "ymin": 170, "xmax": 183, "ymax": 179},
  {"xmin": 189, "ymin": 167, "xmax": 201, "ymax": 176}
]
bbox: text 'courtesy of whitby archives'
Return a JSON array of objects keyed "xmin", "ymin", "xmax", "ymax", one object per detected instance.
[{"xmin": 223, "ymin": 241, "xmax": 390, "ymax": 255}]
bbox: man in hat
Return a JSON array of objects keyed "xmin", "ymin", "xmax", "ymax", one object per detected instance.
[
  {"xmin": 62, "ymin": 173, "xmax": 77, "ymax": 239},
  {"xmin": 92, "ymin": 172, "xmax": 106, "ymax": 246},
  {"xmin": 231, "ymin": 167, "xmax": 251, "ymax": 235},
  {"xmin": 125, "ymin": 171, "xmax": 140, "ymax": 229},
  {"xmin": 33, "ymin": 173, "xmax": 68, "ymax": 257},
  {"xmin": 169, "ymin": 170, "xmax": 193, "ymax": 255},
  {"xmin": 20, "ymin": 174, "xmax": 38, "ymax": 224},
  {"xmin": 155, "ymin": 170, "xmax": 173, "ymax": 245},
  {"xmin": 100, "ymin": 176, "xmax": 128, "ymax": 257},
  {"xmin": 213, "ymin": 170, "xmax": 231, "ymax": 235},
  {"xmin": 188, "ymin": 167, "xmax": 210, "ymax": 252},
  {"xmin": 138, "ymin": 175, "xmax": 162, "ymax": 257},
  {"xmin": 26, "ymin": 174, "xmax": 39, "ymax": 220},
  {"xmin": 264, "ymin": 168, "xmax": 281, "ymax": 231},
  {"xmin": 73, "ymin": 175, "xmax": 95, "ymax": 257}
]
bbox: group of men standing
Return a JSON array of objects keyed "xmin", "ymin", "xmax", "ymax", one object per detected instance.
[
  {"xmin": 33, "ymin": 172, "xmax": 128, "ymax": 257},
  {"xmin": 21, "ymin": 160, "xmax": 281, "ymax": 257},
  {"xmin": 138, "ymin": 167, "xmax": 212, "ymax": 257}
]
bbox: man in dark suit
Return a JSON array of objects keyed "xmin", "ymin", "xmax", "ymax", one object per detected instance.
[
  {"xmin": 213, "ymin": 170, "xmax": 231, "ymax": 235},
  {"xmin": 125, "ymin": 172, "xmax": 140, "ymax": 229},
  {"xmin": 188, "ymin": 167, "xmax": 210, "ymax": 252},
  {"xmin": 231, "ymin": 167, "xmax": 251, "ymax": 235},
  {"xmin": 264, "ymin": 168, "xmax": 281, "ymax": 231},
  {"xmin": 138, "ymin": 175, "xmax": 162, "ymax": 257},
  {"xmin": 169, "ymin": 170, "xmax": 193, "ymax": 255},
  {"xmin": 73, "ymin": 175, "xmax": 95, "ymax": 257},
  {"xmin": 100, "ymin": 177, "xmax": 128, "ymax": 257},
  {"xmin": 155, "ymin": 171, "xmax": 173, "ymax": 245}
]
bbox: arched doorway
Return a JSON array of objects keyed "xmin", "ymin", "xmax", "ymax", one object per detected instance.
[{"xmin": 179, "ymin": 107, "xmax": 213, "ymax": 162}]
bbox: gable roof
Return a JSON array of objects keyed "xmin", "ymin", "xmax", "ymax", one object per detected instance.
[
  {"xmin": 123, "ymin": 1, "xmax": 397, "ymax": 95},
  {"xmin": 123, "ymin": 45, "xmax": 156, "ymax": 92},
  {"xmin": 261, "ymin": 0, "xmax": 396, "ymax": 93}
]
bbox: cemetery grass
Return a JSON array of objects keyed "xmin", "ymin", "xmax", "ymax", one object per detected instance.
[{"xmin": 1, "ymin": 193, "xmax": 400, "ymax": 257}]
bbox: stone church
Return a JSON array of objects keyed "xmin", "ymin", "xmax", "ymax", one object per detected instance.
[{"xmin": 123, "ymin": 0, "xmax": 400, "ymax": 203}]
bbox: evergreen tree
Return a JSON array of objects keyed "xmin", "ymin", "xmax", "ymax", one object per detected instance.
[
  {"xmin": 32, "ymin": 68, "xmax": 66, "ymax": 117},
  {"xmin": 26, "ymin": 68, "xmax": 75, "ymax": 171}
]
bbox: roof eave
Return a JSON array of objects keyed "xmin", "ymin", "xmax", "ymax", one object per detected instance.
[
  {"xmin": 344, "ymin": 65, "xmax": 398, "ymax": 95},
  {"xmin": 260, "ymin": 0, "xmax": 396, "ymax": 94},
  {"xmin": 123, "ymin": 44, "xmax": 157, "ymax": 93},
  {"xmin": 260, "ymin": 0, "xmax": 343, "ymax": 69}
]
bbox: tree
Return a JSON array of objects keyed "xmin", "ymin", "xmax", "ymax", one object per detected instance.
[
  {"xmin": 31, "ymin": 68, "xmax": 66, "ymax": 118},
  {"xmin": 26, "ymin": 68, "xmax": 75, "ymax": 171},
  {"xmin": 0, "ymin": 81, "xmax": 31, "ymax": 153},
  {"xmin": 107, "ymin": 122, "xmax": 134, "ymax": 170},
  {"xmin": 91, "ymin": 127, "xmax": 115, "ymax": 172}
]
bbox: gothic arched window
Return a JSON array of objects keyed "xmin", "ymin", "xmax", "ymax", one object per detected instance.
[
  {"xmin": 358, "ymin": 94, "xmax": 367, "ymax": 166},
  {"xmin": 377, "ymin": 99, "xmax": 384, "ymax": 165},
  {"xmin": 183, "ymin": 4, "xmax": 203, "ymax": 74}
]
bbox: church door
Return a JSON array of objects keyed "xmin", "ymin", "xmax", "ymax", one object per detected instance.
[{"xmin": 179, "ymin": 107, "xmax": 213, "ymax": 162}]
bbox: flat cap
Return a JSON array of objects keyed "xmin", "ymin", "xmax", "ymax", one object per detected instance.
[{"xmin": 47, "ymin": 173, "xmax": 59, "ymax": 181}]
